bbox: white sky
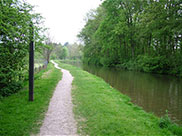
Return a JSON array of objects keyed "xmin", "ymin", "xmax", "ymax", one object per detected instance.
[{"xmin": 27, "ymin": 0, "xmax": 102, "ymax": 44}]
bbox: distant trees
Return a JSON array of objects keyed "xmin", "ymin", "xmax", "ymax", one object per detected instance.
[
  {"xmin": 79, "ymin": 0, "xmax": 182, "ymax": 76},
  {"xmin": 0, "ymin": 0, "xmax": 44, "ymax": 96},
  {"xmin": 67, "ymin": 43, "xmax": 83, "ymax": 60},
  {"xmin": 51, "ymin": 44, "xmax": 68, "ymax": 60},
  {"xmin": 51, "ymin": 42, "xmax": 83, "ymax": 60}
]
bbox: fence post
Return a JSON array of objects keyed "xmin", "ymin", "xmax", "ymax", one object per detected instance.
[{"xmin": 29, "ymin": 22, "xmax": 34, "ymax": 101}]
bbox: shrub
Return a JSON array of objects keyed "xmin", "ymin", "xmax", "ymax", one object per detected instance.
[
  {"xmin": 0, "ymin": 0, "xmax": 43, "ymax": 97},
  {"xmin": 159, "ymin": 112, "xmax": 182, "ymax": 136},
  {"xmin": 136, "ymin": 55, "xmax": 169, "ymax": 73},
  {"xmin": 159, "ymin": 113, "xmax": 172, "ymax": 129}
]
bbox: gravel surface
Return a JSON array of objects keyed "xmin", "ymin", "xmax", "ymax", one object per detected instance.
[{"xmin": 39, "ymin": 61, "xmax": 78, "ymax": 136}]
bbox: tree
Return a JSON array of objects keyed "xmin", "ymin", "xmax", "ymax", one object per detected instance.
[
  {"xmin": 41, "ymin": 32, "xmax": 55, "ymax": 63},
  {"xmin": 0, "ymin": 0, "xmax": 44, "ymax": 96},
  {"xmin": 50, "ymin": 43, "xmax": 69, "ymax": 60},
  {"xmin": 78, "ymin": 7, "xmax": 106, "ymax": 65},
  {"xmin": 66, "ymin": 43, "xmax": 83, "ymax": 60},
  {"xmin": 79, "ymin": 0, "xmax": 182, "ymax": 76}
]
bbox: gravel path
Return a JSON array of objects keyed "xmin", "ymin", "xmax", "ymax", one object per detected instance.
[{"xmin": 39, "ymin": 60, "xmax": 78, "ymax": 136}]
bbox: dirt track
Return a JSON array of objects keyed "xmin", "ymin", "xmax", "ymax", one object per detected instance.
[{"xmin": 39, "ymin": 60, "xmax": 78, "ymax": 136}]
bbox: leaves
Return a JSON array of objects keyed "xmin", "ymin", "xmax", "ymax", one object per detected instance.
[
  {"xmin": 79, "ymin": 0, "xmax": 182, "ymax": 75},
  {"xmin": 0, "ymin": 0, "xmax": 44, "ymax": 96}
]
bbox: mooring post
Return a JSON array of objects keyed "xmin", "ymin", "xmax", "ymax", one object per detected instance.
[{"xmin": 29, "ymin": 22, "xmax": 34, "ymax": 101}]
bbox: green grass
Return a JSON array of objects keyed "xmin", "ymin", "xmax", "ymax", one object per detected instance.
[
  {"xmin": 0, "ymin": 63, "xmax": 62, "ymax": 136},
  {"xmin": 56, "ymin": 61, "xmax": 182, "ymax": 136}
]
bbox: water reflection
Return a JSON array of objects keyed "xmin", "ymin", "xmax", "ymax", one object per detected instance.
[{"xmin": 64, "ymin": 61, "xmax": 182, "ymax": 124}]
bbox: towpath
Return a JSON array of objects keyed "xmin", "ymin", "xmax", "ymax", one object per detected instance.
[{"xmin": 39, "ymin": 60, "xmax": 78, "ymax": 136}]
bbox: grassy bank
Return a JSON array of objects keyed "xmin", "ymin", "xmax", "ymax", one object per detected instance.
[
  {"xmin": 0, "ymin": 63, "xmax": 62, "ymax": 136},
  {"xmin": 56, "ymin": 61, "xmax": 182, "ymax": 136}
]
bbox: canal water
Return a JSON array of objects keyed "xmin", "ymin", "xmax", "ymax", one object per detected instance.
[{"xmin": 63, "ymin": 61, "xmax": 182, "ymax": 125}]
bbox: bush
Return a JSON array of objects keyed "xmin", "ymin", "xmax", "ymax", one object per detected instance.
[
  {"xmin": 0, "ymin": 82, "xmax": 23, "ymax": 97},
  {"xmin": 100, "ymin": 56, "xmax": 120, "ymax": 67},
  {"xmin": 83, "ymin": 56, "xmax": 101, "ymax": 66},
  {"xmin": 169, "ymin": 53, "xmax": 182, "ymax": 76},
  {"xmin": 159, "ymin": 112, "xmax": 182, "ymax": 136},
  {"xmin": 159, "ymin": 113, "xmax": 172, "ymax": 129},
  {"xmin": 136, "ymin": 55, "xmax": 169, "ymax": 74},
  {"xmin": 0, "ymin": 0, "xmax": 43, "ymax": 97}
]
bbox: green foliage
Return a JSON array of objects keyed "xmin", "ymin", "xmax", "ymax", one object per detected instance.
[
  {"xmin": 0, "ymin": 81, "xmax": 22, "ymax": 97},
  {"xmin": 34, "ymin": 51, "xmax": 45, "ymax": 65},
  {"xmin": 159, "ymin": 112, "xmax": 172, "ymax": 129},
  {"xmin": 51, "ymin": 43, "xmax": 83, "ymax": 61},
  {"xmin": 62, "ymin": 46, "xmax": 69, "ymax": 59},
  {"xmin": 136, "ymin": 55, "xmax": 166, "ymax": 73},
  {"xmin": 159, "ymin": 112, "xmax": 182, "ymax": 136},
  {"xmin": 0, "ymin": 0, "xmax": 44, "ymax": 96},
  {"xmin": 66, "ymin": 43, "xmax": 83, "ymax": 60},
  {"xmin": 0, "ymin": 63, "xmax": 62, "ymax": 136},
  {"xmin": 119, "ymin": 59, "xmax": 138, "ymax": 71},
  {"xmin": 56, "ymin": 46, "xmax": 69, "ymax": 60},
  {"xmin": 79, "ymin": 0, "xmax": 182, "ymax": 76}
]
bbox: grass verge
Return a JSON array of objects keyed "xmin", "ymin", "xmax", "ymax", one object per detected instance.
[
  {"xmin": 56, "ymin": 61, "xmax": 182, "ymax": 136},
  {"xmin": 0, "ymin": 63, "xmax": 62, "ymax": 136}
]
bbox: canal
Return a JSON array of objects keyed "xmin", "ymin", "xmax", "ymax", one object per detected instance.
[{"xmin": 63, "ymin": 61, "xmax": 182, "ymax": 125}]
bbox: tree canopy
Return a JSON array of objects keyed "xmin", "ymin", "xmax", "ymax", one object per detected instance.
[{"xmin": 79, "ymin": 0, "xmax": 182, "ymax": 76}]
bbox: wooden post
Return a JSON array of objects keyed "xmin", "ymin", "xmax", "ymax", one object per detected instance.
[{"xmin": 29, "ymin": 23, "xmax": 34, "ymax": 101}]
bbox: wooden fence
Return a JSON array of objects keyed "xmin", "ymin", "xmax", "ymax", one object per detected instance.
[{"xmin": 34, "ymin": 64, "xmax": 47, "ymax": 74}]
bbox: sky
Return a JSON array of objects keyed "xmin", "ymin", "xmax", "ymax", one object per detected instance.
[{"xmin": 27, "ymin": 0, "xmax": 102, "ymax": 44}]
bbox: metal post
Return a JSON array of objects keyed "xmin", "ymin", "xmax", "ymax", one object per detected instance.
[{"xmin": 29, "ymin": 23, "xmax": 34, "ymax": 101}]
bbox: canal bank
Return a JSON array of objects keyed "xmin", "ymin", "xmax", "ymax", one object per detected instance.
[
  {"xmin": 56, "ymin": 61, "xmax": 182, "ymax": 136},
  {"xmin": 59, "ymin": 60, "xmax": 182, "ymax": 125}
]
